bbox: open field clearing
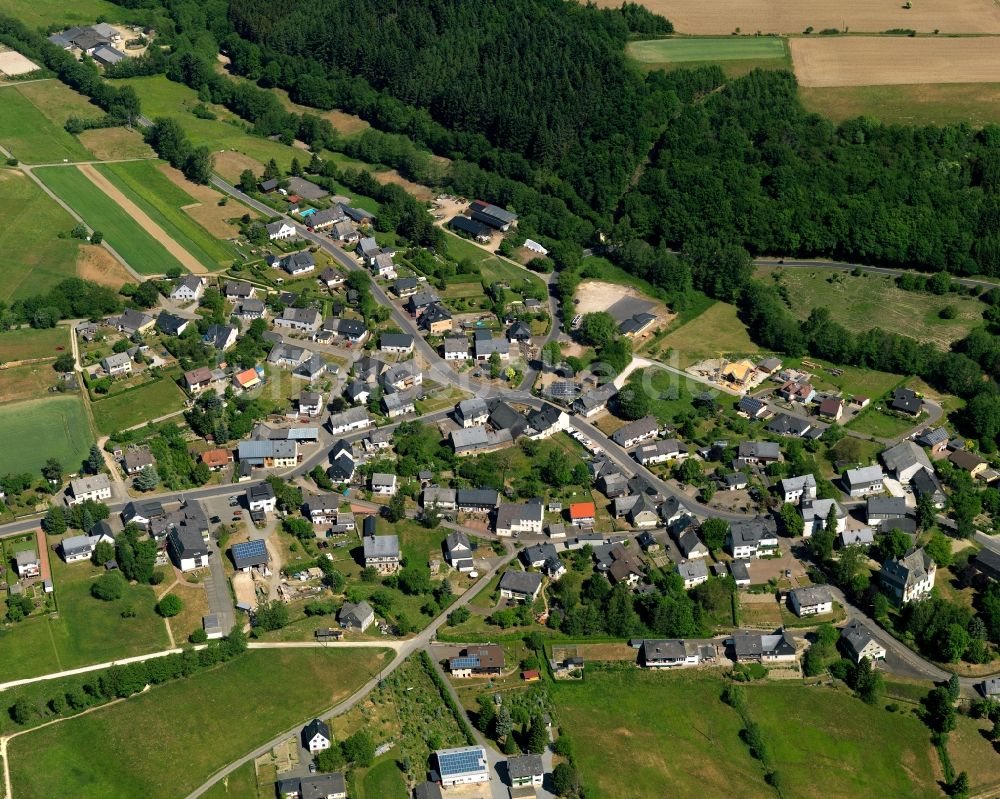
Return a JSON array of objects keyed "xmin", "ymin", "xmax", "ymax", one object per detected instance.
[
  {"xmin": 0, "ymin": 167, "xmax": 86, "ymax": 300},
  {"xmin": 8, "ymin": 648, "xmax": 391, "ymax": 799},
  {"xmin": 14, "ymin": 79, "xmax": 99, "ymax": 128},
  {"xmin": 0, "ymin": 0, "xmax": 125, "ymax": 29},
  {"xmin": 660, "ymin": 301, "xmax": 758, "ymax": 367},
  {"xmin": 0, "ymin": 85, "xmax": 92, "ymax": 164},
  {"xmin": 0, "ymin": 326, "xmax": 68, "ymax": 363},
  {"xmin": 0, "ymin": 362, "xmax": 59, "ymax": 402},
  {"xmin": 628, "ymin": 36, "xmax": 789, "ymax": 74},
  {"xmin": 800, "ymin": 82, "xmax": 1000, "ymax": 126},
  {"xmin": 36, "ymin": 165, "xmax": 190, "ymax": 276},
  {"xmin": 77, "ymin": 127, "xmax": 155, "ymax": 160},
  {"xmin": 158, "ymin": 163, "xmax": 253, "ymax": 238},
  {"xmin": 76, "ymin": 242, "xmax": 133, "ymax": 289},
  {"xmin": 555, "ymin": 670, "xmax": 940, "ymax": 799},
  {"xmin": 791, "ymin": 36, "xmax": 1000, "ymax": 87},
  {"xmin": 200, "ymin": 762, "xmax": 259, "ymax": 799},
  {"xmin": 96, "ymin": 161, "xmax": 238, "ymax": 270},
  {"xmin": 757, "ymin": 266, "xmax": 985, "ymax": 347},
  {"xmin": 0, "ymin": 395, "xmax": 91, "ymax": 475},
  {"xmin": 590, "ymin": 0, "xmax": 1000, "ymax": 34},
  {"xmin": 90, "ymin": 377, "xmax": 187, "ymax": 434}
]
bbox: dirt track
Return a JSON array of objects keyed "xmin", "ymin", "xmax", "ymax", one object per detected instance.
[
  {"xmin": 77, "ymin": 163, "xmax": 208, "ymax": 274},
  {"xmin": 591, "ymin": 0, "xmax": 1000, "ymax": 34},
  {"xmin": 791, "ymin": 36, "xmax": 1000, "ymax": 87}
]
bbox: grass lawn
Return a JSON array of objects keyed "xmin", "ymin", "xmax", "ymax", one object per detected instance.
[
  {"xmin": 442, "ymin": 230, "xmax": 547, "ymax": 297},
  {"xmin": 0, "ymin": 395, "xmax": 92, "ymax": 475},
  {"xmin": 0, "ymin": 554, "xmax": 170, "ymax": 682},
  {"xmin": 0, "ymin": 325, "xmax": 69, "ymax": 362},
  {"xmin": 13, "ymin": 80, "xmax": 101, "ymax": 129},
  {"xmin": 847, "ymin": 406, "xmax": 922, "ymax": 439},
  {"xmin": 0, "ymin": 168, "xmax": 81, "ymax": 301},
  {"xmin": 96, "ymin": 161, "xmax": 238, "ymax": 270},
  {"xmin": 661, "ymin": 301, "xmax": 758, "ymax": 367},
  {"xmin": 800, "ymin": 83, "xmax": 1000, "ymax": 128},
  {"xmin": 0, "ymin": 85, "xmax": 93, "ymax": 164},
  {"xmin": 758, "ymin": 266, "xmax": 985, "ymax": 349},
  {"xmin": 8, "ymin": 648, "xmax": 391, "ymax": 799},
  {"xmin": 200, "ymin": 762, "xmax": 259, "ymax": 799},
  {"xmin": 356, "ymin": 757, "xmax": 408, "ymax": 799},
  {"xmin": 35, "ymin": 166, "xmax": 188, "ymax": 276},
  {"xmin": 0, "ymin": 362, "xmax": 62, "ymax": 403},
  {"xmin": 90, "ymin": 377, "xmax": 187, "ymax": 435},
  {"xmin": 628, "ymin": 36, "xmax": 790, "ymax": 76},
  {"xmin": 636, "ymin": 366, "xmax": 738, "ymax": 425},
  {"xmin": 747, "ymin": 682, "xmax": 939, "ymax": 798},
  {"xmin": 0, "ymin": 0, "xmax": 128, "ymax": 28},
  {"xmin": 949, "ymin": 714, "xmax": 1000, "ymax": 796},
  {"xmin": 781, "ymin": 356, "xmax": 904, "ymax": 399}
]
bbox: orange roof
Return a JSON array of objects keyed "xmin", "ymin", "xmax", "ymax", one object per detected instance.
[
  {"xmin": 201, "ymin": 449, "xmax": 232, "ymax": 467},
  {"xmin": 235, "ymin": 368, "xmax": 259, "ymax": 387},
  {"xmin": 569, "ymin": 502, "xmax": 596, "ymax": 519},
  {"xmin": 521, "ymin": 669, "xmax": 540, "ymax": 681}
]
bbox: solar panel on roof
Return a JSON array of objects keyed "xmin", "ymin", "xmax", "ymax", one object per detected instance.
[
  {"xmin": 437, "ymin": 748, "xmax": 486, "ymax": 777},
  {"xmin": 449, "ymin": 656, "xmax": 480, "ymax": 669},
  {"xmin": 233, "ymin": 539, "xmax": 267, "ymax": 559}
]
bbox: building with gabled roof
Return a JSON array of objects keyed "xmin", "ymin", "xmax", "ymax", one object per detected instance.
[
  {"xmin": 880, "ymin": 548, "xmax": 936, "ymax": 604},
  {"xmin": 840, "ymin": 619, "xmax": 886, "ymax": 664}
]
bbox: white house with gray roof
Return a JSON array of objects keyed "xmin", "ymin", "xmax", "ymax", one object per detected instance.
[
  {"xmin": 495, "ymin": 503, "xmax": 544, "ymax": 537},
  {"xmin": 843, "ymin": 465, "xmax": 885, "ymax": 497},
  {"xmin": 363, "ymin": 533, "xmax": 400, "ymax": 574},
  {"xmin": 788, "ymin": 585, "xmax": 834, "ymax": 616},
  {"xmin": 880, "ymin": 548, "xmax": 936, "ymax": 604},
  {"xmin": 498, "ymin": 570, "xmax": 542, "ymax": 602},
  {"xmin": 777, "ymin": 474, "xmax": 817, "ymax": 504},
  {"xmin": 880, "ymin": 440, "xmax": 934, "ymax": 485},
  {"xmin": 840, "ymin": 619, "xmax": 886, "ymax": 664},
  {"xmin": 69, "ymin": 474, "xmax": 112, "ymax": 505}
]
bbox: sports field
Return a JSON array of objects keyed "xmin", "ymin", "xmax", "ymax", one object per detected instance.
[
  {"xmin": 0, "ymin": 85, "xmax": 92, "ymax": 164},
  {"xmin": 8, "ymin": 648, "xmax": 391, "ymax": 799},
  {"xmin": 35, "ymin": 166, "xmax": 189, "ymax": 276},
  {"xmin": 800, "ymin": 83, "xmax": 1000, "ymax": 127},
  {"xmin": 96, "ymin": 161, "xmax": 238, "ymax": 270},
  {"xmin": 791, "ymin": 36, "xmax": 1000, "ymax": 87},
  {"xmin": 554, "ymin": 670, "xmax": 940, "ymax": 799},
  {"xmin": 589, "ymin": 0, "xmax": 1000, "ymax": 34},
  {"xmin": 0, "ymin": 395, "xmax": 91, "ymax": 475},
  {"xmin": 90, "ymin": 377, "xmax": 187, "ymax": 435}
]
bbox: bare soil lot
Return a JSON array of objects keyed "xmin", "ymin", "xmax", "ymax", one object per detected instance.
[
  {"xmin": 77, "ymin": 128, "xmax": 155, "ymax": 161},
  {"xmin": 574, "ymin": 280, "xmax": 666, "ymax": 324},
  {"xmin": 591, "ymin": 0, "xmax": 1000, "ymax": 34},
  {"xmin": 158, "ymin": 163, "xmax": 252, "ymax": 238},
  {"xmin": 791, "ymin": 36, "xmax": 1000, "ymax": 87},
  {"xmin": 374, "ymin": 168, "xmax": 435, "ymax": 201},
  {"xmin": 214, "ymin": 151, "xmax": 265, "ymax": 184},
  {"xmin": 76, "ymin": 244, "xmax": 133, "ymax": 289}
]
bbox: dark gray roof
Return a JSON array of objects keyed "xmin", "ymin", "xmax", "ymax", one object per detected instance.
[
  {"xmin": 498, "ymin": 570, "xmax": 542, "ymax": 596},
  {"xmin": 507, "ymin": 753, "xmax": 544, "ymax": 779},
  {"xmin": 457, "ymin": 488, "xmax": 499, "ymax": 508}
]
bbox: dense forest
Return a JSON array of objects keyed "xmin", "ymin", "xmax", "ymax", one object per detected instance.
[
  {"xmin": 225, "ymin": 0, "xmax": 674, "ymax": 213},
  {"xmin": 622, "ymin": 69, "xmax": 1000, "ymax": 276}
]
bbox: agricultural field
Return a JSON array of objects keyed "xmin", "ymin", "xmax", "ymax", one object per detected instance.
[
  {"xmin": 200, "ymin": 762, "xmax": 260, "ymax": 799},
  {"xmin": 554, "ymin": 670, "xmax": 941, "ymax": 799},
  {"xmin": 800, "ymin": 83, "xmax": 1000, "ymax": 127},
  {"xmin": 0, "ymin": 325, "xmax": 69, "ymax": 362},
  {"xmin": 0, "ymin": 0, "xmax": 127, "ymax": 29},
  {"xmin": 0, "ymin": 395, "xmax": 91, "ymax": 475},
  {"xmin": 591, "ymin": 0, "xmax": 1000, "ymax": 35},
  {"xmin": 0, "ymin": 84, "xmax": 93, "ymax": 163},
  {"xmin": 0, "ymin": 362, "xmax": 61, "ymax": 403},
  {"xmin": 35, "ymin": 165, "xmax": 190, "ymax": 276},
  {"xmin": 628, "ymin": 36, "xmax": 789, "ymax": 75},
  {"xmin": 13, "ymin": 80, "xmax": 100, "ymax": 128},
  {"xmin": 790, "ymin": 36, "xmax": 1000, "ymax": 88},
  {"xmin": 90, "ymin": 376, "xmax": 187, "ymax": 435},
  {"xmin": 8, "ymin": 648, "xmax": 391, "ymax": 799},
  {"xmin": 77, "ymin": 127, "xmax": 156, "ymax": 161},
  {"xmin": 758, "ymin": 266, "xmax": 985, "ymax": 348},
  {"xmin": 96, "ymin": 160, "xmax": 239, "ymax": 270},
  {"xmin": 0, "ymin": 168, "xmax": 84, "ymax": 301},
  {"xmin": 661, "ymin": 301, "xmax": 758, "ymax": 367},
  {"xmin": 0, "ymin": 553, "xmax": 169, "ymax": 683}
]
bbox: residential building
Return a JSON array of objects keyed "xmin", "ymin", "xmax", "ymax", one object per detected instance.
[
  {"xmin": 766, "ymin": 413, "xmax": 812, "ymax": 438},
  {"xmin": 245, "ymin": 482, "xmax": 277, "ymax": 513},
  {"xmin": 572, "ymin": 383, "xmax": 617, "ymax": 417},
  {"xmin": 891, "ymin": 387, "xmax": 923, "ymax": 416},
  {"xmin": 866, "ymin": 496, "xmax": 908, "ymax": 529},
  {"xmin": 203, "ymin": 324, "xmax": 238, "ymax": 351},
  {"xmin": 800, "ymin": 498, "xmax": 847, "ymax": 536},
  {"xmin": 788, "ymin": 585, "xmax": 834, "ymax": 617},
  {"xmin": 488, "ymin": 400, "xmax": 528, "ymax": 438},
  {"xmin": 101, "ymin": 352, "xmax": 133, "ymax": 377},
  {"xmin": 114, "ymin": 307, "xmax": 155, "ymax": 335},
  {"xmin": 840, "ymin": 620, "xmax": 887, "ymax": 664},
  {"xmin": 238, "ymin": 440, "xmax": 297, "ymax": 469},
  {"xmin": 231, "ymin": 539, "xmax": 269, "ymax": 572},
  {"xmin": 275, "ymin": 774, "xmax": 347, "ymax": 799},
  {"xmin": 949, "ymin": 448, "xmax": 988, "ymax": 478},
  {"xmin": 266, "ymin": 221, "xmax": 297, "ymax": 241},
  {"xmin": 169, "ymin": 275, "xmax": 205, "ymax": 302},
  {"xmin": 121, "ymin": 499, "xmax": 165, "ymax": 529},
  {"xmin": 275, "ymin": 307, "xmax": 323, "ymax": 333},
  {"xmin": 880, "ymin": 440, "xmax": 934, "ymax": 485},
  {"xmin": 156, "ymin": 312, "xmax": 189, "ymax": 337},
  {"xmin": 526, "ymin": 405, "xmax": 570, "ymax": 439},
  {"xmin": 183, "ymin": 367, "xmax": 215, "ymax": 393},
  {"xmin": 233, "ymin": 367, "xmax": 262, "ymax": 391},
  {"xmin": 916, "ymin": 427, "xmax": 949, "ymax": 457},
  {"xmin": 69, "ymin": 474, "xmax": 112, "ymax": 504},
  {"xmin": 443, "ymin": 336, "xmax": 470, "ymax": 360},
  {"xmin": 619, "ymin": 312, "xmax": 657, "ymax": 337},
  {"xmin": 569, "ymin": 501, "xmax": 596, "ymax": 528},
  {"xmin": 15, "ymin": 549, "xmax": 40, "ymax": 578},
  {"xmin": 676, "ymin": 559, "xmax": 709, "ymax": 589},
  {"xmin": 363, "ymin": 533, "xmax": 401, "ymax": 574},
  {"xmin": 640, "ymin": 639, "xmax": 716, "ymax": 669},
  {"xmin": 817, "ymin": 398, "xmax": 843, "ymax": 421},
  {"xmin": 451, "ymin": 425, "xmax": 513, "ymax": 457},
  {"xmin": 777, "ymin": 474, "xmax": 817, "ymax": 504},
  {"xmin": 911, "ymin": 467, "xmax": 947, "ymax": 509},
  {"xmin": 498, "ymin": 570, "xmax": 543, "ymax": 602},
  {"xmin": 840, "ymin": 526, "xmax": 875, "ymax": 547},
  {"xmin": 455, "ymin": 398, "xmax": 489, "ymax": 428},
  {"xmin": 677, "ymin": 530, "xmax": 708, "ymax": 559},
  {"xmin": 777, "ymin": 380, "xmax": 816, "ymax": 404},
  {"xmin": 731, "ymin": 630, "xmax": 797, "ymax": 663},
  {"xmin": 435, "ymin": 746, "xmax": 490, "ymax": 787},
  {"xmin": 224, "ymin": 280, "xmax": 255, "ymax": 300},
  {"xmin": 381, "ymin": 360, "xmax": 422, "ymax": 391},
  {"xmin": 634, "ymin": 438, "xmax": 686, "ymax": 465},
  {"xmin": 339, "ymin": 600, "xmax": 375, "ymax": 632},
  {"xmin": 302, "ymin": 719, "xmax": 332, "ymax": 754},
  {"xmin": 370, "ymin": 473, "xmax": 397, "ymax": 496},
  {"xmin": 448, "ymin": 645, "xmax": 504, "ymax": 677},
  {"xmin": 495, "ymin": 502, "xmax": 544, "ymax": 536},
  {"xmin": 507, "ymin": 320, "xmax": 532, "ymax": 344},
  {"xmin": 168, "ymin": 526, "xmax": 209, "ymax": 571},
  {"xmin": 123, "ymin": 448, "xmax": 155, "ymax": 475},
  {"xmin": 456, "ymin": 488, "xmax": 499, "ymax": 513},
  {"xmin": 738, "ymin": 396, "xmax": 770, "ymax": 420},
  {"xmin": 473, "ymin": 331, "xmax": 509, "ymax": 361},
  {"xmin": 729, "ymin": 559, "xmax": 751, "ymax": 589},
  {"xmin": 734, "ymin": 441, "xmax": 781, "ymax": 467},
  {"xmin": 420, "ymin": 302, "xmax": 453, "ymax": 334},
  {"xmin": 727, "ymin": 518, "xmax": 779, "ymax": 559},
  {"xmin": 881, "ymin": 548, "xmax": 936, "ymax": 604},
  {"xmin": 611, "ymin": 416, "xmax": 660, "ymax": 448},
  {"xmin": 280, "ymin": 251, "xmax": 316, "ymax": 276},
  {"xmin": 444, "ymin": 531, "xmax": 474, "ymax": 571},
  {"xmin": 327, "ymin": 406, "xmax": 371, "ymax": 435},
  {"xmin": 379, "ymin": 333, "xmax": 414, "ymax": 354},
  {"xmin": 843, "ymin": 465, "xmax": 886, "ymax": 497},
  {"xmin": 507, "ymin": 753, "xmax": 544, "ymax": 788}
]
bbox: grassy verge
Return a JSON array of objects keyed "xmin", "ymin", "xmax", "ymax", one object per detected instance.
[
  {"xmin": 35, "ymin": 166, "xmax": 188, "ymax": 276},
  {"xmin": 8, "ymin": 648, "xmax": 391, "ymax": 799}
]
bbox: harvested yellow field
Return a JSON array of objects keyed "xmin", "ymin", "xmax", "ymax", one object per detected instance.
[
  {"xmin": 589, "ymin": 0, "xmax": 1000, "ymax": 34},
  {"xmin": 791, "ymin": 36, "xmax": 1000, "ymax": 87}
]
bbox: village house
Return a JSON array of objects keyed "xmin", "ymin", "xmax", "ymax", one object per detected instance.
[
  {"xmin": 738, "ymin": 395, "xmax": 771, "ymax": 420},
  {"xmin": 424, "ymin": 486, "xmax": 458, "ymax": 512},
  {"xmin": 370, "ymin": 473, "xmax": 398, "ymax": 496},
  {"xmin": 230, "ymin": 539, "xmax": 269, "ymax": 573},
  {"xmin": 60, "ymin": 528, "xmax": 115, "ymax": 563},
  {"xmin": 448, "ymin": 644, "xmax": 504, "ymax": 677},
  {"xmin": 843, "ymin": 465, "xmax": 886, "ymax": 497},
  {"xmin": 634, "ymin": 438, "xmax": 687, "ymax": 465},
  {"xmin": 101, "ymin": 351, "xmax": 133, "ymax": 377},
  {"xmin": 777, "ymin": 380, "xmax": 816, "ymax": 404},
  {"xmin": 275, "ymin": 307, "xmax": 323, "ymax": 333},
  {"xmin": 611, "ymin": 416, "xmax": 660, "ymax": 448},
  {"xmin": 379, "ymin": 333, "xmax": 414, "ymax": 355},
  {"xmin": 473, "ymin": 330, "xmax": 510, "ymax": 361},
  {"xmin": 507, "ymin": 754, "xmax": 545, "ymax": 789},
  {"xmin": 949, "ymin": 448, "xmax": 988, "ymax": 478},
  {"xmin": 327, "ymin": 439, "xmax": 356, "ymax": 484},
  {"xmin": 276, "ymin": 774, "xmax": 347, "ymax": 799},
  {"xmin": 169, "ymin": 275, "xmax": 205, "ymax": 302},
  {"xmin": 731, "ymin": 630, "xmax": 797, "ymax": 663},
  {"xmin": 866, "ymin": 496, "xmax": 909, "ymax": 529},
  {"xmin": 444, "ymin": 336, "xmax": 470, "ymax": 360},
  {"xmin": 338, "ymin": 600, "xmax": 374, "ymax": 632},
  {"xmin": 916, "ymin": 427, "xmax": 950, "ymax": 457},
  {"xmin": 167, "ymin": 526, "xmax": 209, "ymax": 572},
  {"xmin": 498, "ymin": 570, "xmax": 543, "ymax": 602},
  {"xmin": 727, "ymin": 518, "xmax": 779, "ymax": 559},
  {"xmin": 381, "ymin": 360, "xmax": 422, "ymax": 391},
  {"xmin": 238, "ymin": 440, "xmax": 297, "ymax": 469},
  {"xmin": 69, "ymin": 474, "xmax": 112, "ymax": 505},
  {"xmin": 495, "ymin": 502, "xmax": 544, "ymax": 536},
  {"xmin": 569, "ymin": 501, "xmax": 596, "ymax": 528},
  {"xmin": 444, "ymin": 530, "xmax": 474, "ymax": 571},
  {"xmin": 454, "ymin": 398, "xmax": 489, "ymax": 428},
  {"xmin": 183, "ymin": 366, "xmax": 215, "ymax": 393},
  {"xmin": 420, "ymin": 302, "xmax": 453, "ymax": 334},
  {"xmin": 777, "ymin": 474, "xmax": 817, "ymax": 504},
  {"xmin": 113, "ymin": 308, "xmax": 155, "ymax": 336},
  {"xmin": 840, "ymin": 620, "xmax": 887, "ymax": 664},
  {"xmin": 640, "ymin": 639, "xmax": 716, "ymax": 669},
  {"xmin": 122, "ymin": 447, "xmax": 155, "ymax": 475},
  {"xmin": 890, "ymin": 387, "xmax": 923, "ymax": 416},
  {"xmin": 734, "ymin": 441, "xmax": 781, "ymax": 468},
  {"xmin": 266, "ymin": 221, "xmax": 297, "ymax": 241},
  {"xmin": 677, "ymin": 530, "xmax": 709, "ymax": 559},
  {"xmin": 302, "ymin": 718, "xmax": 332, "ymax": 755},
  {"xmin": 881, "ymin": 440, "xmax": 934, "ymax": 485},
  {"xmin": 676, "ymin": 559, "xmax": 709, "ymax": 589},
  {"xmin": 525, "ymin": 405, "xmax": 570, "ymax": 440},
  {"xmin": 233, "ymin": 368, "xmax": 262, "ymax": 392},
  {"xmin": 203, "ymin": 323, "xmax": 238, "ymax": 352},
  {"xmin": 572, "ymin": 383, "xmax": 618, "ymax": 417},
  {"xmin": 363, "ymin": 532, "xmax": 401, "ymax": 574},
  {"xmin": 15, "ymin": 549, "xmax": 40, "ymax": 578},
  {"xmin": 224, "ymin": 280, "xmax": 255, "ymax": 300},
  {"xmin": 766, "ymin": 413, "xmax": 813, "ymax": 438},
  {"xmin": 880, "ymin": 548, "xmax": 936, "ymax": 604},
  {"xmin": 436, "ymin": 746, "xmax": 490, "ymax": 788},
  {"xmin": 817, "ymin": 397, "xmax": 843, "ymax": 421},
  {"xmin": 788, "ymin": 585, "xmax": 834, "ymax": 617},
  {"xmin": 457, "ymin": 488, "xmax": 500, "ymax": 514},
  {"xmin": 280, "ymin": 250, "xmax": 316, "ymax": 276},
  {"xmin": 451, "ymin": 425, "xmax": 513, "ymax": 457},
  {"xmin": 327, "ymin": 406, "xmax": 372, "ymax": 435},
  {"xmin": 246, "ymin": 482, "xmax": 277, "ymax": 513},
  {"xmin": 800, "ymin": 498, "xmax": 847, "ymax": 536}
]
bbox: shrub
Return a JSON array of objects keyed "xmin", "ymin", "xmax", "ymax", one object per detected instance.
[
  {"xmin": 156, "ymin": 594, "xmax": 183, "ymax": 617},
  {"xmin": 91, "ymin": 571, "xmax": 125, "ymax": 601}
]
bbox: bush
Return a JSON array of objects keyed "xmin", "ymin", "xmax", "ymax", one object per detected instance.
[
  {"xmin": 91, "ymin": 571, "xmax": 125, "ymax": 601},
  {"xmin": 156, "ymin": 594, "xmax": 183, "ymax": 617},
  {"xmin": 189, "ymin": 628, "xmax": 208, "ymax": 644}
]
